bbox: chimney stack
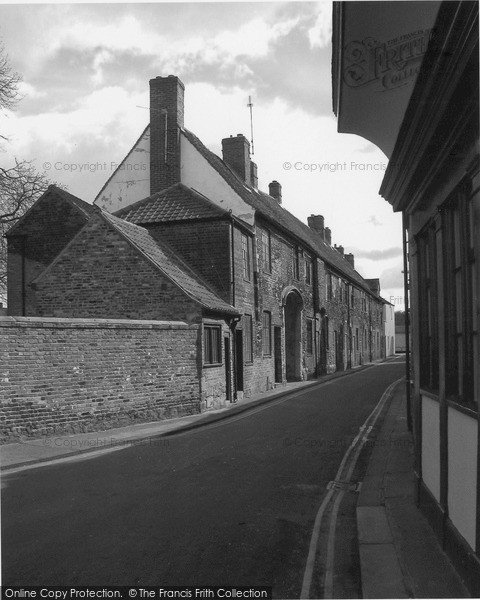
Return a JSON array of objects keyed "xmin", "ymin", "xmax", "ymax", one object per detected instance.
[
  {"xmin": 345, "ymin": 253, "xmax": 355, "ymax": 269},
  {"xmin": 325, "ymin": 227, "xmax": 332, "ymax": 245},
  {"xmin": 334, "ymin": 244, "xmax": 344, "ymax": 256},
  {"xmin": 149, "ymin": 75, "xmax": 185, "ymax": 195},
  {"xmin": 268, "ymin": 180, "xmax": 282, "ymax": 203},
  {"xmin": 222, "ymin": 134, "xmax": 251, "ymax": 185},
  {"xmin": 307, "ymin": 214, "xmax": 325, "ymax": 239}
]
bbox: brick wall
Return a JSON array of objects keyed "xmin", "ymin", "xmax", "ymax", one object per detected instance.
[
  {"xmin": 148, "ymin": 220, "xmax": 231, "ymax": 302},
  {"xmin": 33, "ymin": 216, "xmax": 202, "ymax": 322},
  {"xmin": 201, "ymin": 318, "xmax": 232, "ymax": 410},
  {"xmin": 7, "ymin": 193, "xmax": 89, "ymax": 316},
  {"xmin": 0, "ymin": 317, "xmax": 201, "ymax": 442}
]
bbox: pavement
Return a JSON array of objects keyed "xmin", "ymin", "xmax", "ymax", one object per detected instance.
[
  {"xmin": 357, "ymin": 379, "xmax": 470, "ymax": 599},
  {"xmin": 0, "ymin": 356, "xmax": 471, "ymax": 598}
]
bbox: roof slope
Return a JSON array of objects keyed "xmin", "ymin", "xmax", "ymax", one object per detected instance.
[
  {"xmin": 6, "ymin": 184, "xmax": 95, "ymax": 237},
  {"xmin": 53, "ymin": 186, "xmax": 96, "ymax": 218},
  {"xmin": 101, "ymin": 210, "xmax": 238, "ymax": 316},
  {"xmin": 182, "ymin": 129, "xmax": 376, "ymax": 296},
  {"xmin": 114, "ymin": 182, "xmax": 228, "ymax": 224}
]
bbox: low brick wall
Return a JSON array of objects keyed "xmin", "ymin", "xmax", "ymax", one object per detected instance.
[{"xmin": 0, "ymin": 317, "xmax": 201, "ymax": 442}]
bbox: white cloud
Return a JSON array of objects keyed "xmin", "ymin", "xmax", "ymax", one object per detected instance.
[
  {"xmin": 17, "ymin": 81, "xmax": 47, "ymax": 100},
  {"xmin": 308, "ymin": 3, "xmax": 332, "ymax": 49},
  {"xmin": 0, "ymin": 1, "xmax": 402, "ymax": 290}
]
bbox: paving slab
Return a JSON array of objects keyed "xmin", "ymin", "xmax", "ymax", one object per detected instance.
[
  {"xmin": 357, "ymin": 506, "xmax": 393, "ymax": 544},
  {"xmin": 359, "ymin": 543, "xmax": 409, "ymax": 599}
]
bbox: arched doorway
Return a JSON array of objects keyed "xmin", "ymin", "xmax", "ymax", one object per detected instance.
[{"xmin": 284, "ymin": 289, "xmax": 303, "ymax": 382}]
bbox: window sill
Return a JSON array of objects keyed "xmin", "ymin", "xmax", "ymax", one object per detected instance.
[
  {"xmin": 447, "ymin": 398, "xmax": 478, "ymax": 419},
  {"xmin": 203, "ymin": 363, "xmax": 223, "ymax": 368}
]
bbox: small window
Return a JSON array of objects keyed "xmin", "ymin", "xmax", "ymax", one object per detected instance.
[
  {"xmin": 327, "ymin": 273, "xmax": 333, "ymax": 300},
  {"xmin": 262, "ymin": 311, "xmax": 272, "ymax": 356},
  {"xmin": 306, "ymin": 319, "xmax": 313, "ymax": 354},
  {"xmin": 244, "ymin": 314, "xmax": 253, "ymax": 363},
  {"xmin": 204, "ymin": 325, "xmax": 221, "ymax": 365},
  {"xmin": 292, "ymin": 246, "xmax": 300, "ymax": 280},
  {"xmin": 262, "ymin": 229, "xmax": 272, "ymax": 273},
  {"xmin": 305, "ymin": 257, "xmax": 312, "ymax": 285},
  {"xmin": 242, "ymin": 233, "xmax": 251, "ymax": 281}
]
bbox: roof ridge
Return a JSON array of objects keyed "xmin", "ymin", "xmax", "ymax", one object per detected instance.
[
  {"xmin": 113, "ymin": 181, "xmax": 228, "ymax": 224},
  {"xmin": 113, "ymin": 181, "xmax": 185, "ymax": 217}
]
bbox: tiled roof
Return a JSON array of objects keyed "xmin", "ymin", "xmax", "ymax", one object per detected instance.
[
  {"xmin": 182, "ymin": 129, "xmax": 377, "ymax": 297},
  {"xmin": 6, "ymin": 184, "xmax": 94, "ymax": 237},
  {"xmin": 101, "ymin": 210, "xmax": 239, "ymax": 316},
  {"xmin": 114, "ymin": 182, "xmax": 227, "ymax": 224}
]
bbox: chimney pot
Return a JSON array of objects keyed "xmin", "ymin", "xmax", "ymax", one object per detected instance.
[
  {"xmin": 268, "ymin": 180, "xmax": 282, "ymax": 203},
  {"xmin": 334, "ymin": 244, "xmax": 344, "ymax": 256},
  {"xmin": 345, "ymin": 253, "xmax": 355, "ymax": 268},
  {"xmin": 325, "ymin": 227, "xmax": 332, "ymax": 245}
]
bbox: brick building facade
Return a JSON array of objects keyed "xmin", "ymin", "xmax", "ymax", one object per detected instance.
[{"xmin": 5, "ymin": 75, "xmax": 388, "ymax": 434}]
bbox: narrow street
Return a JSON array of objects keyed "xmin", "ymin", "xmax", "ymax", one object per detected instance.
[{"xmin": 2, "ymin": 359, "xmax": 405, "ymax": 598}]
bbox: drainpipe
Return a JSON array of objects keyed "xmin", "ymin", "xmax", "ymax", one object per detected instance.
[
  {"xmin": 229, "ymin": 219, "xmax": 235, "ymax": 306},
  {"xmin": 21, "ymin": 236, "xmax": 26, "ymax": 316},
  {"xmin": 403, "ymin": 211, "xmax": 412, "ymax": 432}
]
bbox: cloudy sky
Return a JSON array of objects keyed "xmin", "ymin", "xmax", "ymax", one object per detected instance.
[{"xmin": 0, "ymin": 1, "xmax": 405, "ymax": 309}]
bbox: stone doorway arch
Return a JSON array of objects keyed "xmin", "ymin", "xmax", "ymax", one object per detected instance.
[{"xmin": 283, "ymin": 288, "xmax": 304, "ymax": 382}]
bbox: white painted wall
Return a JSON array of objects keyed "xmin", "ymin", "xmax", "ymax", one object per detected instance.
[
  {"xmin": 383, "ymin": 304, "xmax": 395, "ymax": 356},
  {"xmin": 94, "ymin": 127, "xmax": 150, "ymax": 213},
  {"xmin": 93, "ymin": 127, "xmax": 256, "ymax": 228},
  {"xmin": 422, "ymin": 395, "xmax": 441, "ymax": 502},
  {"xmin": 448, "ymin": 407, "xmax": 478, "ymax": 550},
  {"xmin": 180, "ymin": 134, "xmax": 255, "ymax": 226}
]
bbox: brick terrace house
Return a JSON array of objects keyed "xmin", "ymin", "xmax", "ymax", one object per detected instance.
[
  {"xmin": 7, "ymin": 75, "xmax": 387, "ymax": 412},
  {"xmin": 95, "ymin": 76, "xmax": 388, "ymax": 398}
]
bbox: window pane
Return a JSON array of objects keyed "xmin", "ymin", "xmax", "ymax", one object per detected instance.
[
  {"xmin": 242, "ymin": 234, "xmax": 251, "ymax": 280},
  {"xmin": 204, "ymin": 326, "xmax": 221, "ymax": 364}
]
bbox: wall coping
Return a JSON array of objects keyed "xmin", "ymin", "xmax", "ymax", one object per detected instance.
[{"xmin": 0, "ymin": 316, "xmax": 197, "ymax": 330}]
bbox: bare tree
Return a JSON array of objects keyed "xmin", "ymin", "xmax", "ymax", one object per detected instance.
[
  {"xmin": 0, "ymin": 43, "xmax": 20, "ymax": 108},
  {"xmin": 0, "ymin": 43, "xmax": 50, "ymax": 304}
]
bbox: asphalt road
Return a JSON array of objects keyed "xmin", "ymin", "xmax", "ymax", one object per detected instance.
[{"xmin": 2, "ymin": 359, "xmax": 405, "ymax": 597}]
